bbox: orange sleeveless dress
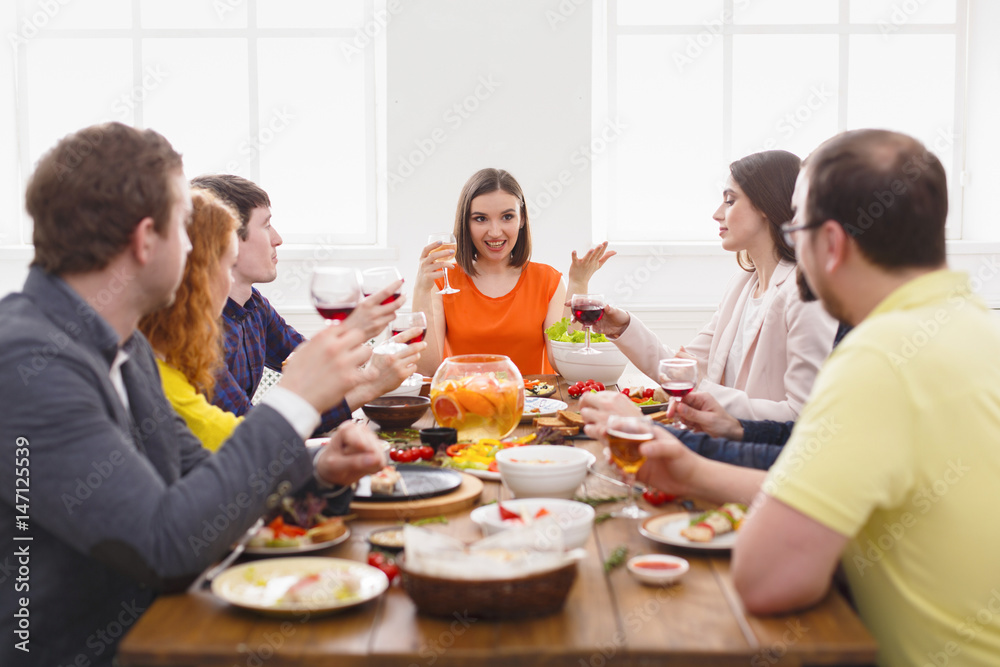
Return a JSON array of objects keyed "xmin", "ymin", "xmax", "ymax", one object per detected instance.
[{"xmin": 436, "ymin": 262, "xmax": 561, "ymax": 375}]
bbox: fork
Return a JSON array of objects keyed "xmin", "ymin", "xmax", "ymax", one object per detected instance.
[{"xmin": 194, "ymin": 517, "xmax": 265, "ymax": 590}]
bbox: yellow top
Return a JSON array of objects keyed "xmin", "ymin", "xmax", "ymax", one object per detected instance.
[
  {"xmin": 157, "ymin": 359, "xmax": 241, "ymax": 452},
  {"xmin": 765, "ymin": 270, "xmax": 1000, "ymax": 667}
]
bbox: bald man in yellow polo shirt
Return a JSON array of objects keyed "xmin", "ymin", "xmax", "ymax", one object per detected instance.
[{"xmin": 584, "ymin": 129, "xmax": 1000, "ymax": 667}]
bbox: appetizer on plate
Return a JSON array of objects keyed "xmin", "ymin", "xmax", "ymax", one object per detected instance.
[
  {"xmin": 680, "ymin": 503, "xmax": 747, "ymax": 543},
  {"xmin": 524, "ymin": 379, "xmax": 556, "ymax": 397},
  {"xmin": 621, "ymin": 386, "xmax": 668, "ymax": 406},
  {"xmin": 369, "ymin": 466, "xmax": 402, "ymax": 495},
  {"xmin": 248, "ymin": 494, "xmax": 348, "ymax": 549}
]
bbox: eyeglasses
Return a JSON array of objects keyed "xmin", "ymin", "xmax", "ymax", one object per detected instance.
[{"xmin": 780, "ymin": 220, "xmax": 826, "ymax": 248}]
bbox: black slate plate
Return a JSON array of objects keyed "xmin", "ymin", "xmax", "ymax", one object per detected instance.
[{"xmin": 353, "ymin": 464, "xmax": 463, "ymax": 502}]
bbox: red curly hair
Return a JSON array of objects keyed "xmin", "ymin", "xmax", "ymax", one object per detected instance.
[{"xmin": 139, "ymin": 189, "xmax": 238, "ymax": 399}]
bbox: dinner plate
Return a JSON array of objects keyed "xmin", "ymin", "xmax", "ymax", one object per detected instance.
[
  {"xmin": 353, "ymin": 464, "xmax": 463, "ymax": 502},
  {"xmin": 244, "ymin": 525, "xmax": 351, "ymax": 556},
  {"xmin": 212, "ymin": 556, "xmax": 388, "ymax": 617},
  {"xmin": 639, "ymin": 512, "xmax": 738, "ymax": 551},
  {"xmin": 520, "ymin": 397, "xmax": 569, "ymax": 423},
  {"xmin": 460, "ymin": 467, "xmax": 501, "ymax": 481}
]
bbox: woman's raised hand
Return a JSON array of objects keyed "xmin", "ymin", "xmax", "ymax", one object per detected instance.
[
  {"xmin": 415, "ymin": 240, "xmax": 455, "ymax": 293},
  {"xmin": 568, "ymin": 241, "xmax": 616, "ymax": 287}
]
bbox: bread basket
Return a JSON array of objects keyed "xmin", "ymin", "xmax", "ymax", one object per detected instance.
[{"xmin": 399, "ymin": 561, "xmax": 577, "ymax": 619}]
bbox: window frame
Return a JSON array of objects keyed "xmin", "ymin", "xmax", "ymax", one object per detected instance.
[
  {"xmin": 6, "ymin": 0, "xmax": 386, "ymax": 250},
  {"xmin": 596, "ymin": 0, "xmax": 970, "ymax": 245}
]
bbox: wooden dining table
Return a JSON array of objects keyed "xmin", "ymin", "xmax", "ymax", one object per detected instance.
[{"xmin": 117, "ymin": 376, "xmax": 877, "ymax": 667}]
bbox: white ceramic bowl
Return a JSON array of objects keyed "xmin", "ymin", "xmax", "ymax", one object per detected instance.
[
  {"xmin": 547, "ymin": 340, "xmax": 628, "ymax": 385},
  {"xmin": 626, "ymin": 554, "xmax": 689, "ymax": 586},
  {"xmin": 495, "ymin": 445, "xmax": 596, "ymax": 499},
  {"xmin": 470, "ymin": 498, "xmax": 596, "ymax": 550}
]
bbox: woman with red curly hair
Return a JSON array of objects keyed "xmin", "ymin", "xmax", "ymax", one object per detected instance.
[{"xmin": 139, "ymin": 189, "xmax": 241, "ymax": 450}]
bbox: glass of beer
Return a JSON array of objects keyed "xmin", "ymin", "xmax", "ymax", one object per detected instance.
[
  {"xmin": 427, "ymin": 232, "xmax": 459, "ymax": 295},
  {"xmin": 606, "ymin": 414, "xmax": 654, "ymax": 519}
]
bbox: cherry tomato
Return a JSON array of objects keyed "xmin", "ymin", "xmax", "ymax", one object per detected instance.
[
  {"xmin": 595, "ymin": 382, "xmax": 605, "ymax": 391},
  {"xmin": 622, "ymin": 387, "xmax": 630, "ymax": 397},
  {"xmin": 416, "ymin": 445, "xmax": 435, "ymax": 461},
  {"xmin": 367, "ymin": 551, "xmax": 400, "ymax": 583},
  {"xmin": 488, "ymin": 461, "xmax": 499, "ymax": 473},
  {"xmin": 643, "ymin": 388, "xmax": 655, "ymax": 399},
  {"xmin": 642, "ymin": 489, "xmax": 676, "ymax": 506},
  {"xmin": 388, "ymin": 448, "xmax": 403, "ymax": 462}
]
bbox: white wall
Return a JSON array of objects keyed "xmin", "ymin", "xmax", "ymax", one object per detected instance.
[{"xmin": 2, "ymin": 0, "xmax": 1000, "ymax": 351}]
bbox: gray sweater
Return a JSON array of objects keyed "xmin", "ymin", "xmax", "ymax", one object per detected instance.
[{"xmin": 0, "ymin": 268, "xmax": 316, "ymax": 667}]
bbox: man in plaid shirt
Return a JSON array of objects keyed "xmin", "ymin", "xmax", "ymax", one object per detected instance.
[{"xmin": 193, "ymin": 174, "xmax": 421, "ymax": 435}]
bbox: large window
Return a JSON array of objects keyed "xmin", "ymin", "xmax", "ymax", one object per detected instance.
[
  {"xmin": 600, "ymin": 0, "xmax": 967, "ymax": 243},
  {"xmin": 4, "ymin": 0, "xmax": 381, "ymax": 247}
]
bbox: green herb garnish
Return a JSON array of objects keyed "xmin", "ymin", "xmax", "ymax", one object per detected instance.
[
  {"xmin": 574, "ymin": 494, "xmax": 627, "ymax": 507},
  {"xmin": 603, "ymin": 545, "xmax": 629, "ymax": 572},
  {"xmin": 410, "ymin": 515, "xmax": 448, "ymax": 526}
]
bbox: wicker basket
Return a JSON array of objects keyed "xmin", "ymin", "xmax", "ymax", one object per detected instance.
[{"xmin": 400, "ymin": 561, "xmax": 578, "ymax": 619}]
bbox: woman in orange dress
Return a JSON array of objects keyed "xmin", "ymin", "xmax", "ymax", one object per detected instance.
[{"xmin": 413, "ymin": 168, "xmax": 613, "ymax": 377}]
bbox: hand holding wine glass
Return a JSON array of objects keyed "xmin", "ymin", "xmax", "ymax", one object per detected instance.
[
  {"xmin": 605, "ymin": 414, "xmax": 654, "ymax": 519},
  {"xmin": 390, "ymin": 311, "xmax": 428, "ymax": 344},
  {"xmin": 361, "ymin": 267, "xmax": 404, "ymax": 304},
  {"xmin": 311, "ymin": 267, "xmax": 361, "ymax": 324},
  {"xmin": 427, "ymin": 232, "xmax": 459, "ymax": 295},
  {"xmin": 658, "ymin": 358, "xmax": 699, "ymax": 429},
  {"xmin": 570, "ymin": 293, "xmax": 605, "ymax": 355}
]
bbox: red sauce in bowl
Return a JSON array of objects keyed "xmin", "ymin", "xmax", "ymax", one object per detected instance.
[{"xmin": 633, "ymin": 560, "xmax": 681, "ymax": 570}]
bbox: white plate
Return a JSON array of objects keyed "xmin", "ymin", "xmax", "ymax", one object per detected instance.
[
  {"xmin": 212, "ymin": 557, "xmax": 388, "ymax": 617},
  {"xmin": 520, "ymin": 397, "xmax": 569, "ymax": 423},
  {"xmin": 639, "ymin": 512, "xmax": 739, "ymax": 551},
  {"xmin": 461, "ymin": 467, "xmax": 501, "ymax": 481},
  {"xmin": 244, "ymin": 526, "xmax": 351, "ymax": 556}
]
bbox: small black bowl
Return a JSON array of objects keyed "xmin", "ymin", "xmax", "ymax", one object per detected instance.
[{"xmin": 420, "ymin": 427, "xmax": 458, "ymax": 453}]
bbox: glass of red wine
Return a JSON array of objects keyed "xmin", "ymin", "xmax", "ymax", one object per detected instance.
[
  {"xmin": 657, "ymin": 358, "xmax": 699, "ymax": 429},
  {"xmin": 390, "ymin": 312, "xmax": 427, "ymax": 344},
  {"xmin": 360, "ymin": 266, "xmax": 403, "ymax": 304},
  {"xmin": 310, "ymin": 267, "xmax": 361, "ymax": 324},
  {"xmin": 570, "ymin": 293, "xmax": 605, "ymax": 355}
]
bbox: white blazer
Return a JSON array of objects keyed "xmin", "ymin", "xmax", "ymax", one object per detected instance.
[{"xmin": 614, "ymin": 261, "xmax": 838, "ymax": 421}]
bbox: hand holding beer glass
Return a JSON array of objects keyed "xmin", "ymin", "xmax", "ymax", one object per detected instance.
[{"xmin": 606, "ymin": 414, "xmax": 655, "ymax": 519}]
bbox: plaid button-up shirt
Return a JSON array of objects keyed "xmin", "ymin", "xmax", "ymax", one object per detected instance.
[{"xmin": 215, "ymin": 288, "xmax": 351, "ymax": 434}]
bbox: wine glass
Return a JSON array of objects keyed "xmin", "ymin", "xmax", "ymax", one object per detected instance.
[
  {"xmin": 390, "ymin": 311, "xmax": 428, "ymax": 344},
  {"xmin": 570, "ymin": 293, "xmax": 605, "ymax": 355},
  {"xmin": 310, "ymin": 267, "xmax": 361, "ymax": 324},
  {"xmin": 658, "ymin": 358, "xmax": 699, "ymax": 429},
  {"xmin": 427, "ymin": 232, "xmax": 460, "ymax": 295},
  {"xmin": 360, "ymin": 266, "xmax": 403, "ymax": 304},
  {"xmin": 606, "ymin": 414, "xmax": 654, "ymax": 519}
]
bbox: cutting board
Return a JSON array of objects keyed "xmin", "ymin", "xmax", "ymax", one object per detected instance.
[{"xmin": 350, "ymin": 472, "xmax": 484, "ymax": 520}]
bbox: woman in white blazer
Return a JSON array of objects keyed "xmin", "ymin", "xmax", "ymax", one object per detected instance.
[{"xmin": 596, "ymin": 151, "xmax": 837, "ymax": 421}]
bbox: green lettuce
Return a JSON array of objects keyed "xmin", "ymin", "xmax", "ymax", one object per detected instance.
[{"xmin": 545, "ymin": 317, "xmax": 610, "ymax": 343}]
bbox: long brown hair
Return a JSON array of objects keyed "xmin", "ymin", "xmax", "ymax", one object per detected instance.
[
  {"xmin": 452, "ymin": 168, "xmax": 532, "ymax": 277},
  {"xmin": 729, "ymin": 150, "xmax": 800, "ymax": 272},
  {"xmin": 139, "ymin": 189, "xmax": 238, "ymax": 398}
]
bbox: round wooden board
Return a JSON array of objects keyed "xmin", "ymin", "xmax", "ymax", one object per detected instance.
[{"xmin": 349, "ymin": 472, "xmax": 484, "ymax": 520}]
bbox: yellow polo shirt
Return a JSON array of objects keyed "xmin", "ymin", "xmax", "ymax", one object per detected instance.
[
  {"xmin": 157, "ymin": 360, "xmax": 242, "ymax": 452},
  {"xmin": 765, "ymin": 270, "xmax": 1000, "ymax": 666}
]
